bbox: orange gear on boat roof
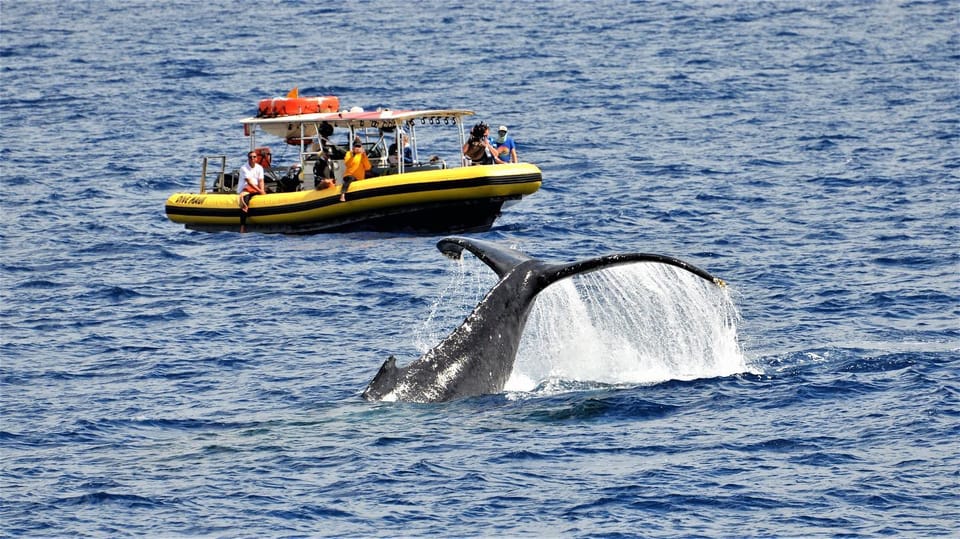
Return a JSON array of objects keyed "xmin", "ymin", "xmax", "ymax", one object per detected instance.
[{"xmin": 257, "ymin": 96, "xmax": 339, "ymax": 118}]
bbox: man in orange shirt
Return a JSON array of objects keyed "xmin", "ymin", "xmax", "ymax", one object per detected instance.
[{"xmin": 340, "ymin": 141, "xmax": 371, "ymax": 201}]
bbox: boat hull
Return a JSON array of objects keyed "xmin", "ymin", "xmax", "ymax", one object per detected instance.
[{"xmin": 165, "ymin": 163, "xmax": 541, "ymax": 234}]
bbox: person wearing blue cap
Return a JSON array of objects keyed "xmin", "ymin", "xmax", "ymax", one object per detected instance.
[{"xmin": 494, "ymin": 125, "xmax": 518, "ymax": 164}]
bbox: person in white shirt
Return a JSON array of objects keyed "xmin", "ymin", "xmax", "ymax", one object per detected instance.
[
  {"xmin": 238, "ymin": 151, "xmax": 265, "ymax": 232},
  {"xmin": 238, "ymin": 151, "xmax": 265, "ymax": 211}
]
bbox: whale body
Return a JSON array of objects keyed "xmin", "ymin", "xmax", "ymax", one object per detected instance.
[{"xmin": 361, "ymin": 237, "xmax": 725, "ymax": 403}]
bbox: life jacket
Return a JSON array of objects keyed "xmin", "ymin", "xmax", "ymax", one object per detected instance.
[{"xmin": 254, "ymin": 147, "xmax": 272, "ymax": 169}]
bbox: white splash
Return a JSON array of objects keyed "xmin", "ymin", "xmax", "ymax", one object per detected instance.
[
  {"xmin": 506, "ymin": 263, "xmax": 749, "ymax": 393},
  {"xmin": 412, "ymin": 256, "xmax": 490, "ymax": 354},
  {"xmin": 411, "ymin": 256, "xmax": 750, "ymax": 398}
]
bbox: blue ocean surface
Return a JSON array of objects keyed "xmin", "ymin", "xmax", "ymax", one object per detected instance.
[{"xmin": 2, "ymin": 0, "xmax": 958, "ymax": 537}]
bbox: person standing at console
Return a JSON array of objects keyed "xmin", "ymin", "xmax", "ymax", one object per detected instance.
[{"xmin": 494, "ymin": 125, "xmax": 518, "ymax": 164}]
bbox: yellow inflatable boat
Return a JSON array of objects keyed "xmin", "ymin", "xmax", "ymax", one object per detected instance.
[{"xmin": 164, "ymin": 102, "xmax": 542, "ymax": 234}]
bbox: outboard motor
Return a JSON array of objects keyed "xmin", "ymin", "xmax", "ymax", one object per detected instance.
[{"xmin": 276, "ymin": 164, "xmax": 302, "ymax": 193}]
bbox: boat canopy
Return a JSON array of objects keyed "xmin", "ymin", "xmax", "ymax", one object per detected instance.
[{"xmin": 241, "ymin": 109, "xmax": 475, "ymax": 141}]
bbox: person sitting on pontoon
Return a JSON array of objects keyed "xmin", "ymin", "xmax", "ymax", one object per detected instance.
[
  {"xmin": 238, "ymin": 151, "xmax": 265, "ymax": 212},
  {"xmin": 340, "ymin": 140, "xmax": 371, "ymax": 201}
]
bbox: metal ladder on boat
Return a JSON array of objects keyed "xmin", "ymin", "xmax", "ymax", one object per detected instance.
[{"xmin": 199, "ymin": 155, "xmax": 228, "ymax": 193}]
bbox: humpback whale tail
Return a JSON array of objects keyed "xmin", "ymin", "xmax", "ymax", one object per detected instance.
[
  {"xmin": 363, "ymin": 237, "xmax": 729, "ymax": 403},
  {"xmin": 438, "ymin": 236, "xmax": 725, "ymax": 291}
]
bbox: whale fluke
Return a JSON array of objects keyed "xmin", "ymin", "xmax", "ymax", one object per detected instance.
[{"xmin": 362, "ymin": 237, "xmax": 725, "ymax": 403}]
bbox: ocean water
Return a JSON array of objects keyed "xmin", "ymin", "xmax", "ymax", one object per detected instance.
[{"xmin": 1, "ymin": 0, "xmax": 958, "ymax": 537}]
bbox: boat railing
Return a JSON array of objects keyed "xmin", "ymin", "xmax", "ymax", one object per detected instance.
[
  {"xmin": 299, "ymin": 150, "xmax": 344, "ymax": 183},
  {"xmin": 200, "ymin": 155, "xmax": 228, "ymax": 193}
]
